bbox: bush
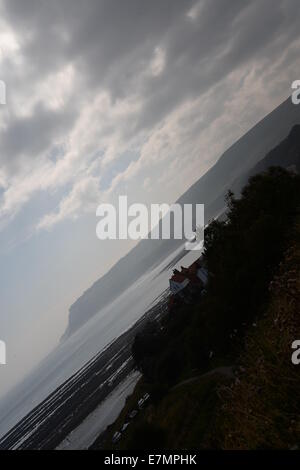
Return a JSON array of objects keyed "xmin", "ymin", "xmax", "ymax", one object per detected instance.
[{"xmin": 126, "ymin": 422, "xmax": 166, "ymax": 449}]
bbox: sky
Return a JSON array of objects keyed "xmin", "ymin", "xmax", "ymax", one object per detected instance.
[{"xmin": 1, "ymin": 0, "xmax": 300, "ymax": 399}]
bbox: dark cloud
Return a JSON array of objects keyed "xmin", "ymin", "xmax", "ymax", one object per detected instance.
[
  {"xmin": 1, "ymin": 0, "xmax": 300, "ymax": 407},
  {"xmin": 134, "ymin": 0, "xmax": 300, "ymax": 130},
  {"xmin": 2, "ymin": 0, "xmax": 193, "ymax": 80},
  {"xmin": 0, "ymin": 102, "xmax": 76, "ymax": 168},
  {"xmin": 1, "ymin": 0, "xmax": 300, "ymax": 178}
]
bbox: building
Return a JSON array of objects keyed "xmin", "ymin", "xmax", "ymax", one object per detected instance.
[
  {"xmin": 197, "ymin": 267, "xmax": 208, "ymax": 285},
  {"xmin": 169, "ymin": 271, "xmax": 190, "ymax": 295},
  {"xmin": 169, "ymin": 258, "xmax": 208, "ymax": 308}
]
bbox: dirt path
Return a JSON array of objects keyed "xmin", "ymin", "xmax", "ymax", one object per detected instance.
[{"xmin": 171, "ymin": 366, "xmax": 234, "ymax": 391}]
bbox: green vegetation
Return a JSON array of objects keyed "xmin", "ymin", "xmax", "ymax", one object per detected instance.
[
  {"xmin": 96, "ymin": 167, "xmax": 300, "ymax": 450},
  {"xmin": 209, "ymin": 222, "xmax": 300, "ymax": 449},
  {"xmin": 132, "ymin": 167, "xmax": 300, "ymax": 388},
  {"xmin": 120, "ymin": 372, "xmax": 229, "ymax": 450}
]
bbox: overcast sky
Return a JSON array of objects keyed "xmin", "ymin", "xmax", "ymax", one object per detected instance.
[{"xmin": 1, "ymin": 0, "xmax": 300, "ymax": 398}]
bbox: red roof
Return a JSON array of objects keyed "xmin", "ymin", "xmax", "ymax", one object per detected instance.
[{"xmin": 171, "ymin": 258, "xmax": 203, "ymax": 285}]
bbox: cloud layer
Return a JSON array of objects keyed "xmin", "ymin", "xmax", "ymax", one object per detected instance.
[{"xmin": 1, "ymin": 0, "xmax": 300, "ymax": 235}]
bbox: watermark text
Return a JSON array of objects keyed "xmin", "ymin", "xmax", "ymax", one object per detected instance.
[
  {"xmin": 291, "ymin": 340, "xmax": 300, "ymax": 365},
  {"xmin": 0, "ymin": 80, "xmax": 6, "ymax": 105},
  {"xmin": 96, "ymin": 196, "xmax": 204, "ymax": 251},
  {"xmin": 0, "ymin": 340, "xmax": 6, "ymax": 365},
  {"xmin": 291, "ymin": 80, "xmax": 300, "ymax": 105}
]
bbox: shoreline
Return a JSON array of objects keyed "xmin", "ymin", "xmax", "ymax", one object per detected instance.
[
  {"xmin": 57, "ymin": 370, "xmax": 142, "ymax": 450},
  {"xmin": 0, "ymin": 291, "xmax": 169, "ymax": 450}
]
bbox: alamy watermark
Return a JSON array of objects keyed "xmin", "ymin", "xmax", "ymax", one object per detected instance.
[
  {"xmin": 96, "ymin": 196, "xmax": 204, "ymax": 250},
  {"xmin": 1, "ymin": 81, "xmax": 7, "ymax": 364},
  {"xmin": 0, "ymin": 340, "xmax": 6, "ymax": 365},
  {"xmin": 291, "ymin": 340, "xmax": 300, "ymax": 365},
  {"xmin": 0, "ymin": 80, "xmax": 6, "ymax": 105},
  {"xmin": 291, "ymin": 80, "xmax": 300, "ymax": 105}
]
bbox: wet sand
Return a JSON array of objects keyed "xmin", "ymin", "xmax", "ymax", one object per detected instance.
[{"xmin": 0, "ymin": 291, "xmax": 169, "ymax": 450}]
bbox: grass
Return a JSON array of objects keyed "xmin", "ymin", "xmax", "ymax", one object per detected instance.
[
  {"xmin": 208, "ymin": 221, "xmax": 300, "ymax": 449},
  {"xmin": 117, "ymin": 371, "xmax": 230, "ymax": 450},
  {"xmin": 94, "ymin": 223, "xmax": 300, "ymax": 450}
]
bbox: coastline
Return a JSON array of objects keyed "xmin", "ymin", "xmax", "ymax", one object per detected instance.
[
  {"xmin": 57, "ymin": 370, "xmax": 141, "ymax": 450},
  {"xmin": 0, "ymin": 292, "xmax": 169, "ymax": 450}
]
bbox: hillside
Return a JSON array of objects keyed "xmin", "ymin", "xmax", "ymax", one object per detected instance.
[
  {"xmin": 226, "ymin": 123, "xmax": 300, "ymax": 201},
  {"xmin": 209, "ymin": 220, "xmax": 300, "ymax": 449},
  {"xmin": 93, "ymin": 166, "xmax": 300, "ymax": 450},
  {"xmin": 65, "ymin": 97, "xmax": 300, "ymax": 338}
]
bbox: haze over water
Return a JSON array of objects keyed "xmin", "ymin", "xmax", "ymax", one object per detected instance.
[{"xmin": 0, "ymin": 244, "xmax": 200, "ymax": 439}]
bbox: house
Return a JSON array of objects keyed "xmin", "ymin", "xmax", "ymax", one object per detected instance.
[
  {"xmin": 138, "ymin": 397, "xmax": 145, "ymax": 409},
  {"xmin": 128, "ymin": 410, "xmax": 138, "ymax": 419},
  {"xmin": 169, "ymin": 270, "xmax": 190, "ymax": 295},
  {"xmin": 197, "ymin": 267, "xmax": 208, "ymax": 286},
  {"xmin": 169, "ymin": 258, "xmax": 208, "ymax": 308},
  {"xmin": 112, "ymin": 431, "xmax": 121, "ymax": 444},
  {"xmin": 121, "ymin": 423, "xmax": 130, "ymax": 432}
]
